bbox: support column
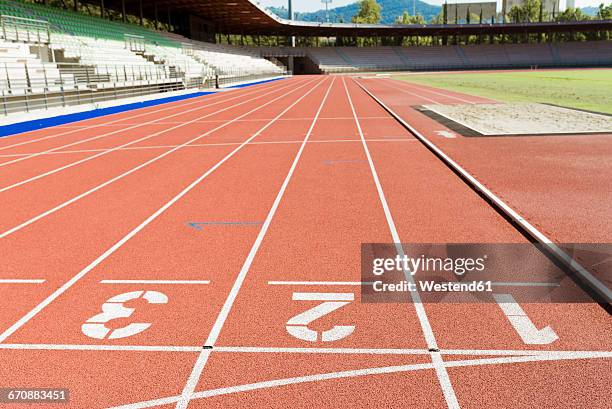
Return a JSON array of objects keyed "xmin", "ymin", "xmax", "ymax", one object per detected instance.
[
  {"xmin": 74, "ymin": 0, "xmax": 78, "ymax": 12},
  {"xmin": 288, "ymin": 0, "xmax": 295, "ymax": 47},
  {"xmin": 154, "ymin": 2, "xmax": 159, "ymax": 30},
  {"xmin": 100, "ymin": 0, "xmax": 105, "ymax": 18},
  {"xmin": 122, "ymin": 0, "xmax": 126, "ymax": 23},
  {"xmin": 139, "ymin": 0, "xmax": 144, "ymax": 26},
  {"xmin": 287, "ymin": 55, "xmax": 294, "ymax": 74}
]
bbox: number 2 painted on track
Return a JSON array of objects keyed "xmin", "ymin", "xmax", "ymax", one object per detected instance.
[
  {"xmin": 286, "ymin": 292, "xmax": 355, "ymax": 342},
  {"xmin": 82, "ymin": 290, "xmax": 168, "ymax": 340}
]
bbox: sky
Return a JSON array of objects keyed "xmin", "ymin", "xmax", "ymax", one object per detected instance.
[{"xmin": 256, "ymin": 0, "xmax": 606, "ymax": 12}]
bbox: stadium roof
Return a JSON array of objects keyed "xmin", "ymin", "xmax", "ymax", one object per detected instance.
[{"xmin": 122, "ymin": 0, "xmax": 612, "ymax": 36}]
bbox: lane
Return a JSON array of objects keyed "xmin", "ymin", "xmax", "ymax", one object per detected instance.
[
  {"xmin": 185, "ymin": 77, "xmax": 445, "ymax": 408},
  {"xmin": 0, "ymin": 79, "xmax": 286, "ymax": 150},
  {"xmin": 348, "ymin": 77, "xmax": 612, "ymax": 407},
  {"xmin": 0, "ymin": 78, "xmax": 330, "ymax": 408},
  {"xmin": 0, "ymin": 78, "xmax": 316, "ymax": 237},
  {"xmin": 0, "ymin": 77, "xmax": 324, "ymax": 333},
  {"xmin": 0, "ymin": 78, "xmax": 304, "ymax": 186}
]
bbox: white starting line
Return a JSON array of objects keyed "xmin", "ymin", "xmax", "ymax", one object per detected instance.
[
  {"xmin": 0, "ymin": 279, "xmax": 46, "ymax": 284},
  {"xmin": 100, "ymin": 280, "xmax": 211, "ymax": 285},
  {"xmin": 268, "ymin": 281, "xmax": 367, "ymax": 286}
]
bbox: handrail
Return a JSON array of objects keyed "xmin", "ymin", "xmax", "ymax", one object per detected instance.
[{"xmin": 0, "ymin": 14, "xmax": 50, "ymax": 44}]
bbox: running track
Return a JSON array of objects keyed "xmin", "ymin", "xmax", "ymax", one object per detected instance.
[{"xmin": 0, "ymin": 75, "xmax": 610, "ymax": 408}]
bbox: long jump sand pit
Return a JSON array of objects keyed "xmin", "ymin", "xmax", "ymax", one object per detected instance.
[{"xmin": 422, "ymin": 103, "xmax": 612, "ymax": 136}]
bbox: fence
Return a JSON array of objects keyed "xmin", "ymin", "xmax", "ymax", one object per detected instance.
[
  {"xmin": 0, "ymin": 61, "xmax": 187, "ymax": 115},
  {"xmin": 0, "ymin": 15, "xmax": 50, "ymax": 44},
  {"xmin": 124, "ymin": 34, "xmax": 146, "ymax": 53},
  {"xmin": 0, "ymin": 80, "xmax": 186, "ymax": 116},
  {"xmin": 0, "ymin": 59, "xmax": 288, "ymax": 115}
]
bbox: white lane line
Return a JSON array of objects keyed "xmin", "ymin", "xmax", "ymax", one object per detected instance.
[
  {"xmin": 0, "ymin": 79, "xmax": 304, "ymax": 193},
  {"xmin": 0, "ymin": 344, "xmax": 201, "ymax": 352},
  {"xmin": 0, "ymin": 79, "xmax": 318, "ymax": 239},
  {"xmin": 0, "ymin": 279, "xmax": 45, "ymax": 284},
  {"xmin": 108, "ymin": 351, "xmax": 612, "ymax": 409},
  {"xmin": 52, "ymin": 116, "xmax": 394, "ymax": 127},
  {"xmin": 175, "ymin": 77, "xmax": 336, "ymax": 409},
  {"xmin": 0, "ymin": 78, "xmax": 327, "ymax": 344},
  {"xmin": 0, "ymin": 342, "xmax": 609, "ymax": 359},
  {"xmin": 100, "ymin": 280, "xmax": 210, "ymax": 285},
  {"xmin": 293, "ymin": 292, "xmax": 354, "ymax": 301},
  {"xmin": 114, "ymin": 362, "xmax": 437, "ymax": 409},
  {"xmin": 0, "ymin": 80, "xmax": 275, "ymax": 152},
  {"xmin": 0, "ymin": 81, "xmax": 290, "ymax": 160},
  {"xmin": 355, "ymin": 79, "xmax": 612, "ymax": 305},
  {"xmin": 443, "ymin": 349, "xmax": 612, "ymax": 357},
  {"xmin": 0, "ymin": 138, "xmax": 418, "ymax": 158},
  {"xmin": 343, "ymin": 76, "xmax": 460, "ymax": 409},
  {"xmin": 211, "ymin": 346, "xmax": 612, "ymax": 358},
  {"xmin": 268, "ymin": 281, "xmax": 365, "ymax": 286},
  {"xmin": 214, "ymin": 346, "xmax": 428, "ymax": 354}
]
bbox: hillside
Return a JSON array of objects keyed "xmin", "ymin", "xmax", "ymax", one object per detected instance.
[
  {"xmin": 580, "ymin": 6, "xmax": 598, "ymax": 16},
  {"xmin": 268, "ymin": 0, "xmax": 442, "ymax": 24}
]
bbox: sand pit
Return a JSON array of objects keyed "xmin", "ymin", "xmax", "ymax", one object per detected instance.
[{"xmin": 422, "ymin": 103, "xmax": 612, "ymax": 136}]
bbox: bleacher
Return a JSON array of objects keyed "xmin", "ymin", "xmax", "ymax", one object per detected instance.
[
  {"xmin": 192, "ymin": 46, "xmax": 283, "ymax": 77},
  {"xmin": 340, "ymin": 47, "xmax": 405, "ymax": 71},
  {"xmin": 0, "ymin": 0, "xmax": 286, "ymax": 115},
  {"xmin": 0, "ymin": 0, "xmax": 175, "ymax": 46},
  {"xmin": 306, "ymin": 47, "xmax": 357, "ymax": 72},
  {"xmin": 302, "ymin": 42, "xmax": 612, "ymax": 73},
  {"xmin": 0, "ymin": 39, "xmax": 73, "ymax": 95}
]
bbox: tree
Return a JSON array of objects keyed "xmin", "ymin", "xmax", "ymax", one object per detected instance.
[
  {"xmin": 352, "ymin": 0, "xmax": 382, "ymax": 46},
  {"xmin": 443, "ymin": 2, "xmax": 448, "ymax": 25},
  {"xmin": 394, "ymin": 11, "xmax": 426, "ymax": 45},
  {"xmin": 337, "ymin": 15, "xmax": 346, "ymax": 46},
  {"xmin": 597, "ymin": 3, "xmax": 612, "ymax": 19},
  {"xmin": 352, "ymin": 0, "xmax": 382, "ymax": 24},
  {"xmin": 554, "ymin": 7, "xmax": 591, "ymax": 41},
  {"xmin": 555, "ymin": 7, "xmax": 590, "ymax": 22},
  {"xmin": 508, "ymin": 0, "xmax": 541, "ymax": 23},
  {"xmin": 396, "ymin": 10, "xmax": 411, "ymax": 25}
]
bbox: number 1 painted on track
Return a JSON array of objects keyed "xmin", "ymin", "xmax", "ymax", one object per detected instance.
[{"xmin": 494, "ymin": 293, "xmax": 558, "ymax": 345}]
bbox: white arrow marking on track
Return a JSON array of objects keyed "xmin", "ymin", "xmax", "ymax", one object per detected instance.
[{"xmin": 435, "ymin": 130, "xmax": 458, "ymax": 139}]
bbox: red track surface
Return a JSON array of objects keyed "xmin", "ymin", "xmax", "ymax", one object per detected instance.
[{"xmin": 0, "ymin": 75, "xmax": 610, "ymax": 409}]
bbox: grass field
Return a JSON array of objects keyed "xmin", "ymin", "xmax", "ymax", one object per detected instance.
[{"xmin": 394, "ymin": 69, "xmax": 612, "ymax": 114}]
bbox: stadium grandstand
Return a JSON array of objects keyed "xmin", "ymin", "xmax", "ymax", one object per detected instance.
[{"xmin": 0, "ymin": 0, "xmax": 610, "ymax": 115}]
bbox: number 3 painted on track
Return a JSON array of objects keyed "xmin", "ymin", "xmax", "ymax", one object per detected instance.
[
  {"xmin": 286, "ymin": 292, "xmax": 355, "ymax": 342},
  {"xmin": 81, "ymin": 290, "xmax": 168, "ymax": 340}
]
